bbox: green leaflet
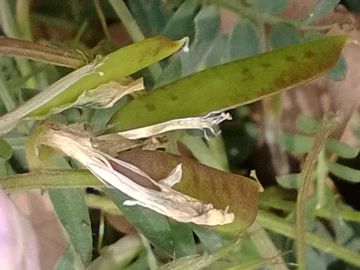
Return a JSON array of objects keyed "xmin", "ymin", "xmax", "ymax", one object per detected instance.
[
  {"xmin": 48, "ymin": 188, "xmax": 92, "ymax": 266},
  {"xmin": 0, "ymin": 36, "xmax": 187, "ymax": 134},
  {"xmin": 30, "ymin": 36, "xmax": 186, "ymax": 117},
  {"xmin": 327, "ymin": 161, "xmax": 360, "ymax": 183},
  {"xmin": 107, "ymin": 36, "xmax": 351, "ymax": 133},
  {"xmin": 106, "ymin": 188, "xmax": 176, "ymax": 254}
]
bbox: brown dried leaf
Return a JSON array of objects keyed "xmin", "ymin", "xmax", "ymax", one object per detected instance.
[{"xmin": 117, "ymin": 150, "xmax": 260, "ymax": 233}]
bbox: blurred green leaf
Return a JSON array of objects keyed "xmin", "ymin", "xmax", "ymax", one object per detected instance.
[
  {"xmin": 108, "ymin": 36, "xmax": 350, "ymax": 133},
  {"xmin": 269, "ymin": 22, "xmax": 302, "ymax": 48},
  {"xmin": 325, "ymin": 138, "xmax": 359, "ymax": 159},
  {"xmin": 105, "ymin": 188, "xmax": 176, "ymax": 254},
  {"xmin": 49, "ymin": 188, "xmax": 92, "ymax": 266},
  {"xmin": 327, "ymin": 55, "xmax": 347, "ymax": 81},
  {"xmin": 276, "ymin": 173, "xmax": 301, "ymax": 189},
  {"xmin": 168, "ymin": 219, "xmax": 197, "ymax": 257},
  {"xmin": 193, "ymin": 5, "xmax": 220, "ymax": 45},
  {"xmin": 279, "ymin": 133, "xmax": 314, "ymax": 153},
  {"xmin": 161, "ymin": 0, "xmax": 199, "ymax": 40},
  {"xmin": 0, "ymin": 136, "xmax": 12, "ymax": 160},
  {"xmin": 117, "ymin": 150, "xmax": 259, "ymax": 233},
  {"xmin": 247, "ymin": 0, "xmax": 288, "ymax": 15},
  {"xmin": 228, "ymin": 20, "xmax": 260, "ymax": 59},
  {"xmin": 181, "ymin": 5, "xmax": 221, "ymax": 75},
  {"xmin": 327, "ymin": 161, "xmax": 360, "ymax": 183},
  {"xmin": 128, "ymin": 0, "xmax": 171, "ymax": 36},
  {"xmin": 304, "ymin": 0, "xmax": 341, "ymax": 24},
  {"xmin": 155, "ymin": 58, "xmax": 182, "ymax": 87},
  {"xmin": 204, "ymin": 35, "xmax": 228, "ymax": 67},
  {"xmin": 296, "ymin": 114, "xmax": 321, "ymax": 134}
]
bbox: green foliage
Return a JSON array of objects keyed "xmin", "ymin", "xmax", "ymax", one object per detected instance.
[
  {"xmin": 108, "ymin": 36, "xmax": 349, "ymax": 133},
  {"xmin": 0, "ymin": 1, "xmax": 358, "ymax": 269},
  {"xmin": 304, "ymin": 0, "xmax": 341, "ymax": 24},
  {"xmin": 247, "ymin": 0, "xmax": 288, "ymax": 15},
  {"xmin": 279, "ymin": 114, "xmax": 360, "ymax": 185},
  {"xmin": 48, "ymin": 188, "xmax": 93, "ymax": 266},
  {"xmin": 327, "ymin": 161, "xmax": 360, "ymax": 183},
  {"xmin": 269, "ymin": 23, "xmax": 302, "ymax": 48},
  {"xmin": 228, "ymin": 20, "xmax": 260, "ymax": 58}
]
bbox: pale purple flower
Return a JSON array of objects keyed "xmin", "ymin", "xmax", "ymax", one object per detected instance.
[{"xmin": 0, "ymin": 188, "xmax": 40, "ymax": 270}]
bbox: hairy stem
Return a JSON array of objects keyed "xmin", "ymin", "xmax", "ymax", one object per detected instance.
[{"xmin": 296, "ymin": 113, "xmax": 339, "ymax": 269}]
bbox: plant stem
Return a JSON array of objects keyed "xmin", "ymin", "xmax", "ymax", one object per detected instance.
[
  {"xmin": 95, "ymin": 0, "xmax": 112, "ymax": 41},
  {"xmin": 108, "ymin": 0, "xmax": 145, "ymax": 42},
  {"xmin": 295, "ymin": 113, "xmax": 339, "ymax": 269},
  {"xmin": 316, "ymin": 149, "xmax": 327, "ymax": 209},
  {"xmin": 260, "ymin": 194, "xmax": 360, "ymax": 223},
  {"xmin": 257, "ymin": 210, "xmax": 360, "ymax": 268},
  {"xmin": 0, "ymin": 169, "xmax": 102, "ymax": 192},
  {"xmin": 0, "ymin": 37, "xmax": 86, "ymax": 68},
  {"xmin": 108, "ymin": 0, "xmax": 162, "ymax": 79},
  {"xmin": 16, "ymin": 0, "xmax": 33, "ymax": 40},
  {"xmin": 247, "ymin": 221, "xmax": 289, "ymax": 270}
]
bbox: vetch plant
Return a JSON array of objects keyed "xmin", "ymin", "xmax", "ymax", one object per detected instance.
[{"xmin": 0, "ymin": 0, "xmax": 359, "ymax": 269}]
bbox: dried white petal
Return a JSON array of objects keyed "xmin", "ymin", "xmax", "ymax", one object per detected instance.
[
  {"xmin": 0, "ymin": 56, "xmax": 104, "ymax": 134},
  {"xmin": 73, "ymin": 78, "xmax": 144, "ymax": 109},
  {"xmin": 117, "ymin": 111, "xmax": 232, "ymax": 140},
  {"xmin": 40, "ymin": 123, "xmax": 234, "ymax": 226}
]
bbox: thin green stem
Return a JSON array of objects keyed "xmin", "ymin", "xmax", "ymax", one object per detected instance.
[
  {"xmin": 257, "ymin": 210, "xmax": 360, "ymax": 268},
  {"xmin": 107, "ymin": 0, "xmax": 145, "ymax": 42},
  {"xmin": 260, "ymin": 194, "xmax": 360, "ymax": 223},
  {"xmin": 0, "ymin": 169, "xmax": 103, "ymax": 192},
  {"xmin": 296, "ymin": 113, "xmax": 339, "ymax": 270},
  {"xmin": 316, "ymin": 149, "xmax": 327, "ymax": 209},
  {"xmin": 97, "ymin": 210, "xmax": 105, "ymax": 253},
  {"xmin": 16, "ymin": 0, "xmax": 33, "ymax": 40},
  {"xmin": 94, "ymin": 0, "xmax": 112, "ymax": 41},
  {"xmin": 247, "ymin": 221, "xmax": 289, "ymax": 270},
  {"xmin": 108, "ymin": 0, "xmax": 162, "ymax": 79}
]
